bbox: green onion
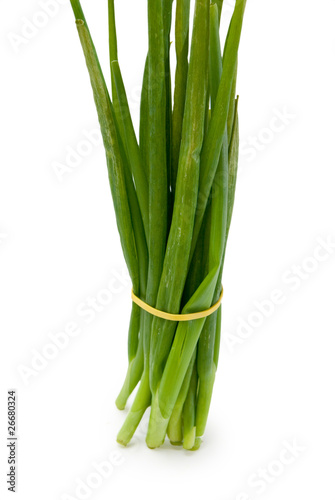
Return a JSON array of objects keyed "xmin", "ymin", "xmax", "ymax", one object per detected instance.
[
  {"xmin": 68, "ymin": 0, "xmax": 248, "ymax": 450},
  {"xmin": 171, "ymin": 0, "xmax": 191, "ymax": 197}
]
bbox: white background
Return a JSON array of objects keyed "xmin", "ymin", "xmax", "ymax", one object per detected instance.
[{"xmin": 1, "ymin": 0, "xmax": 335, "ymax": 499}]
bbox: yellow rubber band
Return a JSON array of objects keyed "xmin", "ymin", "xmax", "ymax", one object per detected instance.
[{"xmin": 131, "ymin": 287, "xmax": 224, "ymax": 322}]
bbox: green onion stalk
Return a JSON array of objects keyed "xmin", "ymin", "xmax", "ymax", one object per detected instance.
[{"xmin": 67, "ymin": 0, "xmax": 248, "ymax": 450}]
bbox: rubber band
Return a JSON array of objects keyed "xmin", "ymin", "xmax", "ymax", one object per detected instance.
[{"xmin": 131, "ymin": 287, "xmax": 224, "ymax": 322}]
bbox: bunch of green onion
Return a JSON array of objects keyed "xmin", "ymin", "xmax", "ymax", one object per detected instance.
[{"xmin": 69, "ymin": 0, "xmax": 247, "ymax": 450}]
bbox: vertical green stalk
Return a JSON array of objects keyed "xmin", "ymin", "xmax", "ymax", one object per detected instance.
[
  {"xmin": 116, "ymin": 0, "xmax": 169, "ymax": 446},
  {"xmin": 195, "ymin": 305, "xmax": 220, "ymax": 437},
  {"xmin": 194, "ymin": 3, "xmax": 228, "ymax": 438},
  {"xmin": 213, "ymin": 0, "xmax": 224, "ymax": 21},
  {"xmin": 107, "ymin": 3, "xmax": 149, "ymax": 410},
  {"xmin": 168, "ymin": 201, "xmax": 210, "ymax": 447},
  {"xmin": 146, "ymin": 0, "xmax": 210, "ymax": 449},
  {"xmin": 227, "ymin": 98, "xmax": 240, "ymax": 234},
  {"xmin": 167, "ymin": 349, "xmax": 196, "ymax": 445},
  {"xmin": 146, "ymin": 0, "xmax": 168, "ymax": 316},
  {"xmin": 171, "ymin": 0, "xmax": 191, "ymax": 197},
  {"xmin": 69, "ymin": 1, "xmax": 146, "ymax": 418},
  {"xmin": 182, "ymin": 361, "xmax": 198, "ymax": 450},
  {"xmin": 148, "ymin": 0, "xmax": 210, "ymax": 396},
  {"xmin": 111, "ymin": 61, "xmax": 149, "ymax": 239},
  {"xmin": 117, "ymin": 370, "xmax": 151, "ymax": 446},
  {"xmin": 108, "ymin": 3, "xmax": 149, "ymax": 239},
  {"xmin": 70, "ymin": 0, "xmax": 86, "ymax": 22},
  {"xmin": 167, "ymin": 201, "xmax": 210, "ymax": 446},
  {"xmin": 144, "ymin": 0, "xmax": 168, "ymax": 383},
  {"xmin": 113, "ymin": 127, "xmax": 147, "ymax": 410},
  {"xmin": 70, "ymin": 15, "xmax": 139, "ymax": 295},
  {"xmin": 162, "ymin": 0, "xmax": 174, "ymax": 224},
  {"xmin": 227, "ymin": 67, "xmax": 238, "ymax": 145},
  {"xmin": 108, "ymin": 0, "xmax": 118, "ymax": 64},
  {"xmin": 151, "ymin": 103, "xmax": 229, "ymax": 451},
  {"xmin": 190, "ymin": 0, "xmax": 247, "ymax": 261},
  {"xmin": 139, "ymin": 57, "xmax": 149, "ymax": 178},
  {"xmin": 195, "ymin": 101, "xmax": 239, "ymax": 434}
]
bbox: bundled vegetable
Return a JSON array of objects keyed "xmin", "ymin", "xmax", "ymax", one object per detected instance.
[{"xmin": 68, "ymin": 0, "xmax": 247, "ymax": 450}]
